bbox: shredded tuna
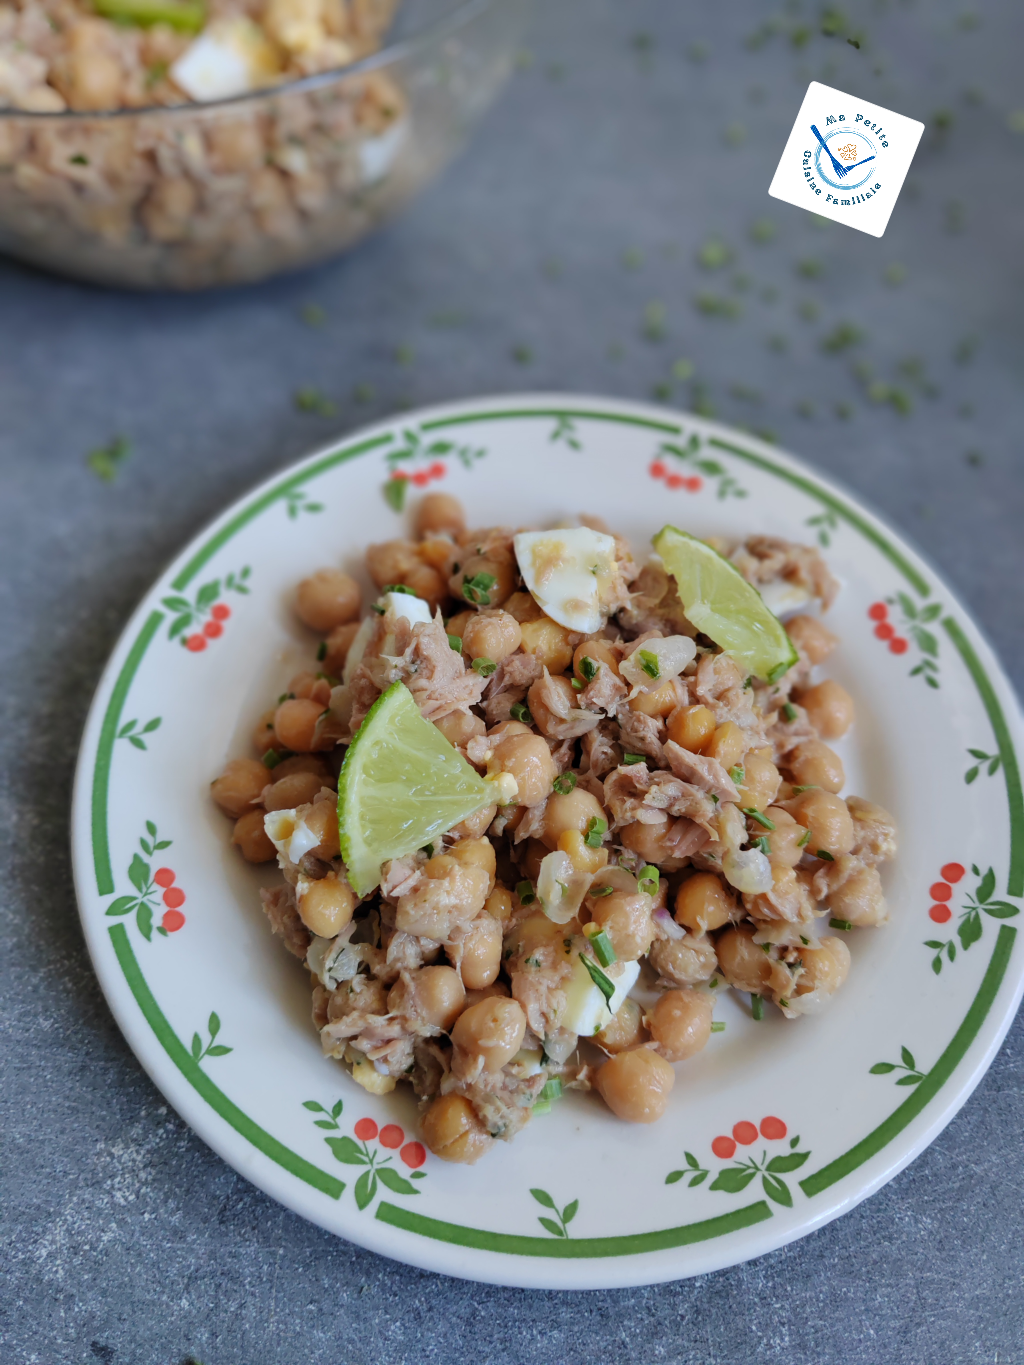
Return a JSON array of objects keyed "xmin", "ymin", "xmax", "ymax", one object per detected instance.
[
  {"xmin": 731, "ymin": 535, "xmax": 839, "ymax": 611},
  {"xmin": 664, "ymin": 741, "xmax": 741, "ymax": 803},
  {"xmin": 604, "ymin": 762, "xmax": 718, "ymax": 832},
  {"xmin": 529, "ymin": 669, "xmax": 602, "ymax": 740},
  {"xmin": 614, "ymin": 705, "xmax": 667, "ymax": 767},
  {"xmin": 260, "ymin": 885, "xmax": 310, "ymax": 960},
  {"xmin": 580, "ymin": 720, "xmax": 622, "ymax": 777}
]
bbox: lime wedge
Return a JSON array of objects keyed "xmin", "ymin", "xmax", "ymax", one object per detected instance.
[
  {"xmin": 652, "ymin": 525, "xmax": 798, "ymax": 682},
  {"xmin": 337, "ymin": 681, "xmax": 491, "ymax": 895}
]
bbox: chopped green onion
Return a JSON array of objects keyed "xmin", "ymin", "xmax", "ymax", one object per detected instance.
[
  {"xmin": 462, "ymin": 571, "xmax": 497, "ymax": 605},
  {"xmin": 710, "ymin": 1021, "xmax": 726, "ymax": 1033},
  {"xmin": 584, "ymin": 816, "xmax": 608, "ymax": 848},
  {"xmin": 571, "ymin": 678, "xmax": 583, "ymax": 690},
  {"xmin": 744, "ymin": 675, "xmax": 754, "ymax": 690},
  {"xmin": 262, "ymin": 749, "xmax": 282, "ymax": 769},
  {"xmin": 817, "ymin": 849, "xmax": 835, "ymax": 861},
  {"xmin": 637, "ymin": 864, "xmax": 660, "ymax": 896},
  {"xmin": 710, "ymin": 793, "xmax": 719, "ymax": 804},
  {"xmin": 316, "ymin": 640, "xmax": 328, "ymax": 662},
  {"xmin": 752, "ymin": 835, "xmax": 771, "ymax": 856},
  {"xmin": 371, "ymin": 603, "xmax": 385, "ymax": 615},
  {"xmin": 797, "ymin": 829, "xmax": 812, "ymax": 848},
  {"xmin": 382, "ymin": 583, "xmax": 417, "ymax": 596},
  {"xmin": 472, "ymin": 657, "xmax": 498, "ymax": 677},
  {"xmin": 510, "ymin": 702, "xmax": 532, "ymax": 725},
  {"xmin": 742, "ymin": 808, "xmax": 776, "ymax": 830},
  {"xmin": 552, "ymin": 772, "xmax": 578, "ymax": 795},
  {"xmin": 779, "ymin": 997, "xmax": 790, "ymax": 1009},
  {"xmin": 829, "ymin": 917, "xmax": 853, "ymax": 931},
  {"xmin": 447, "ymin": 634, "xmax": 463, "ymax": 651},
  {"xmin": 751, "ymin": 994, "xmax": 765, "ymax": 1020},
  {"xmin": 538, "ymin": 1077, "xmax": 563, "ymax": 1104},
  {"xmin": 622, "ymin": 752, "xmax": 645, "ymax": 765},
  {"xmin": 579, "ymin": 654, "xmax": 599, "ymax": 683},
  {"xmin": 590, "ymin": 884, "xmax": 614, "ymax": 898},
  {"xmin": 581, "ymin": 955, "xmax": 615, "ymax": 1004},
  {"xmin": 799, "ymin": 935, "xmax": 809, "ymax": 945},
  {"xmin": 516, "ymin": 880, "xmax": 536, "ymax": 905},
  {"xmin": 532, "ymin": 1100, "xmax": 551, "ymax": 1115},
  {"xmin": 93, "ymin": 0, "xmax": 205, "ymax": 32},
  {"xmin": 760, "ymin": 941, "xmax": 771, "ymax": 954},
  {"xmin": 729, "ymin": 765, "xmax": 745, "ymax": 785},
  {"xmin": 637, "ymin": 649, "xmax": 661, "ymax": 679},
  {"xmin": 278, "ymin": 692, "xmax": 295, "ymax": 704},
  {"xmin": 792, "ymin": 784, "xmax": 818, "ymax": 793},
  {"xmin": 767, "ymin": 660, "xmax": 790, "ymax": 684},
  {"xmin": 709, "ymin": 977, "xmax": 719, "ymax": 988},
  {"xmin": 421, "ymin": 843, "xmax": 434, "ymax": 857},
  {"xmin": 782, "ymin": 701, "xmax": 798, "ymax": 722},
  {"xmin": 588, "ymin": 929, "xmax": 617, "ymax": 967}
]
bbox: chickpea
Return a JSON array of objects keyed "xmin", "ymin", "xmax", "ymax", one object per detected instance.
[
  {"xmin": 449, "ymin": 805, "xmax": 497, "ymax": 840},
  {"xmin": 595, "ymin": 1047, "xmax": 675, "ymax": 1123},
  {"xmin": 504, "ymin": 591, "xmax": 544, "ymax": 624},
  {"xmin": 557, "ymin": 829, "xmax": 609, "ymax": 876},
  {"xmin": 445, "ymin": 610, "xmax": 474, "ymax": 643},
  {"xmin": 416, "ymin": 492, "xmax": 465, "ymax": 538},
  {"xmin": 828, "ymin": 864, "xmax": 887, "ymax": 927},
  {"xmin": 465, "ymin": 982, "xmax": 511, "ymax": 1007},
  {"xmin": 519, "ymin": 838, "xmax": 548, "ymax": 884},
  {"xmin": 674, "ymin": 872, "xmax": 735, "ymax": 933},
  {"xmin": 451, "ymin": 553, "xmax": 515, "ymax": 609},
  {"xmin": 706, "ymin": 721, "xmax": 746, "ymax": 769},
  {"xmin": 421, "ymin": 1093, "xmax": 493, "ymax": 1164},
  {"xmin": 271, "ymin": 754, "xmax": 332, "ymax": 782},
  {"xmin": 484, "ymin": 884, "xmax": 514, "ymax": 922},
  {"xmin": 629, "ymin": 678, "xmax": 678, "ymax": 718},
  {"xmin": 528, "ymin": 674, "xmax": 577, "ymax": 738},
  {"xmin": 764, "ymin": 807, "xmax": 809, "ymax": 868},
  {"xmin": 462, "ymin": 610, "xmax": 522, "ymax": 665},
  {"xmin": 434, "ymin": 710, "xmax": 486, "ymax": 747},
  {"xmin": 540, "ymin": 788, "xmax": 607, "ymax": 850},
  {"xmin": 297, "ymin": 873, "xmax": 356, "ymax": 938},
  {"xmin": 487, "ymin": 720, "xmax": 532, "ymax": 739},
  {"xmin": 388, "ymin": 965, "xmax": 465, "ymax": 1029},
  {"xmin": 295, "ymin": 569, "xmax": 361, "ymax": 633},
  {"xmin": 736, "ymin": 753, "xmax": 781, "ymax": 811},
  {"xmin": 788, "ymin": 739, "xmax": 845, "ymax": 793},
  {"xmin": 451, "ymin": 997, "xmax": 527, "ymax": 1077},
  {"xmin": 666, "ymin": 704, "xmax": 716, "ymax": 753},
  {"xmin": 787, "ymin": 614, "xmax": 838, "ymax": 666},
  {"xmin": 263, "ymin": 769, "xmax": 325, "ymax": 812},
  {"xmin": 594, "ymin": 998, "xmax": 648, "ymax": 1055},
  {"xmin": 648, "ymin": 989, "xmax": 714, "ymax": 1062},
  {"xmin": 252, "ymin": 707, "xmax": 285, "ymax": 758},
  {"xmin": 795, "ymin": 679, "xmax": 855, "ymax": 740},
  {"xmin": 489, "ymin": 731, "xmax": 557, "ymax": 807},
  {"xmin": 648, "ymin": 934, "xmax": 717, "ymax": 986},
  {"xmin": 447, "ymin": 837, "xmax": 496, "ymax": 895},
  {"xmin": 620, "ymin": 816, "xmax": 686, "ymax": 868},
  {"xmin": 519, "ymin": 618, "xmax": 575, "ymax": 674},
  {"xmin": 274, "ymin": 697, "xmax": 332, "ymax": 753},
  {"xmin": 590, "ymin": 891, "xmax": 654, "ymax": 961},
  {"xmin": 715, "ymin": 923, "xmax": 773, "ymax": 994},
  {"xmin": 61, "ymin": 22, "xmax": 123, "ymax": 111},
  {"xmin": 796, "ymin": 936, "xmax": 851, "ymax": 998},
  {"xmin": 366, "ymin": 539, "xmax": 418, "ymax": 589},
  {"xmin": 207, "ymin": 118, "xmax": 264, "ymax": 173},
  {"xmin": 231, "ymin": 809, "xmax": 276, "ymax": 863},
  {"xmin": 458, "ymin": 915, "xmax": 503, "ymax": 989},
  {"xmin": 322, "ymin": 621, "xmax": 361, "ymax": 676},
  {"xmin": 140, "ymin": 176, "xmax": 196, "ymax": 243},
  {"xmin": 210, "ymin": 758, "xmax": 270, "ymax": 818},
  {"xmin": 787, "ymin": 789, "xmax": 854, "ymax": 858},
  {"xmin": 288, "ymin": 671, "xmax": 332, "ymax": 705},
  {"xmin": 573, "ymin": 639, "xmax": 620, "ymax": 683}
]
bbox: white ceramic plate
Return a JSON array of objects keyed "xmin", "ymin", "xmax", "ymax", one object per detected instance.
[{"xmin": 71, "ymin": 394, "xmax": 1024, "ymax": 1289}]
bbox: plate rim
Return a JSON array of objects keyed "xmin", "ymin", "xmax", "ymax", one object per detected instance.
[{"xmin": 70, "ymin": 390, "xmax": 1024, "ymax": 1288}]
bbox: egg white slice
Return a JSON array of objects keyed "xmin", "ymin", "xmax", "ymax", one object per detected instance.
[{"xmin": 513, "ymin": 527, "xmax": 617, "ymax": 634}]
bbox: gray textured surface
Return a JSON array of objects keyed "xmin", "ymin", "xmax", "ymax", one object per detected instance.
[{"xmin": 2, "ymin": 1, "xmax": 1024, "ymax": 1361}]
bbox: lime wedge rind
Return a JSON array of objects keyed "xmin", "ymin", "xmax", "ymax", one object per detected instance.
[
  {"xmin": 652, "ymin": 525, "xmax": 798, "ymax": 683},
  {"xmin": 337, "ymin": 680, "xmax": 491, "ymax": 895}
]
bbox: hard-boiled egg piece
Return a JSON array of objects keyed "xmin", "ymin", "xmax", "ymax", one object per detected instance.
[
  {"xmin": 170, "ymin": 18, "xmax": 280, "ymax": 103},
  {"xmin": 560, "ymin": 949, "xmax": 641, "ymax": 1037},
  {"xmin": 264, "ymin": 807, "xmax": 321, "ymax": 865},
  {"xmin": 382, "ymin": 590, "xmax": 432, "ymax": 627},
  {"xmin": 513, "ymin": 527, "xmax": 618, "ymax": 634}
]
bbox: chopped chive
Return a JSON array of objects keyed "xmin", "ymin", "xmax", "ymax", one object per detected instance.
[
  {"xmin": 532, "ymin": 1100, "xmax": 551, "ymax": 1115},
  {"xmin": 584, "ymin": 817, "xmax": 608, "ymax": 848},
  {"xmin": 751, "ymin": 994, "xmax": 765, "ymax": 1020},
  {"xmin": 371, "ymin": 603, "xmax": 385, "ymax": 615},
  {"xmin": 800, "ymin": 935, "xmax": 809, "ymax": 945},
  {"xmin": 817, "ymin": 849, "xmax": 835, "ymax": 861},
  {"xmin": 581, "ymin": 955, "xmax": 615, "ymax": 1004},
  {"xmin": 579, "ymin": 654, "xmax": 599, "ymax": 683},
  {"xmin": 517, "ymin": 880, "xmax": 536, "ymax": 905},
  {"xmin": 382, "ymin": 583, "xmax": 417, "ymax": 596},
  {"xmin": 710, "ymin": 793, "xmax": 719, "ymax": 804},
  {"xmin": 590, "ymin": 884, "xmax": 614, "ymax": 898},
  {"xmin": 472, "ymin": 657, "xmax": 498, "ymax": 677},
  {"xmin": 729, "ymin": 765, "xmax": 745, "ymax": 784},
  {"xmin": 421, "ymin": 843, "xmax": 434, "ymax": 857},
  {"xmin": 753, "ymin": 835, "xmax": 771, "ymax": 856},
  {"xmin": 638, "ymin": 864, "xmax": 660, "ymax": 896},
  {"xmin": 709, "ymin": 977, "xmax": 719, "ymax": 988},
  {"xmin": 552, "ymin": 772, "xmax": 578, "ymax": 795},
  {"xmin": 710, "ymin": 1021, "xmax": 726, "ymax": 1033},
  {"xmin": 262, "ymin": 749, "xmax": 282, "ymax": 769},
  {"xmin": 447, "ymin": 634, "xmax": 463, "ymax": 651},
  {"xmin": 622, "ymin": 752, "xmax": 645, "ymax": 765},
  {"xmin": 538, "ymin": 1077, "xmax": 563, "ymax": 1103},
  {"xmin": 462, "ymin": 572, "xmax": 497, "ymax": 605},
  {"xmin": 278, "ymin": 692, "xmax": 294, "ymax": 704},
  {"xmin": 571, "ymin": 677, "xmax": 583, "ymax": 690},
  {"xmin": 767, "ymin": 660, "xmax": 790, "ymax": 684},
  {"xmin": 742, "ymin": 808, "xmax": 776, "ymax": 830},
  {"xmin": 637, "ymin": 649, "xmax": 661, "ymax": 679},
  {"xmin": 510, "ymin": 702, "xmax": 532, "ymax": 724},
  {"xmin": 779, "ymin": 998, "xmax": 790, "ymax": 1009},
  {"xmin": 760, "ymin": 942, "xmax": 771, "ymax": 955},
  {"xmin": 792, "ymin": 784, "xmax": 818, "ymax": 793},
  {"xmin": 782, "ymin": 702, "xmax": 798, "ymax": 722},
  {"xmin": 744, "ymin": 675, "xmax": 754, "ymax": 690},
  {"xmin": 797, "ymin": 829, "xmax": 812, "ymax": 848},
  {"xmin": 829, "ymin": 917, "xmax": 853, "ymax": 931},
  {"xmin": 316, "ymin": 641, "xmax": 328, "ymax": 662},
  {"xmin": 588, "ymin": 929, "xmax": 617, "ymax": 967}
]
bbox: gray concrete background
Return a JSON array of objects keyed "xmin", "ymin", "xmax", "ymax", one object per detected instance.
[{"xmin": 2, "ymin": 1, "xmax": 1023, "ymax": 1361}]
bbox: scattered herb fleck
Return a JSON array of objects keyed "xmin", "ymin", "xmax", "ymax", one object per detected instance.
[{"xmin": 86, "ymin": 435, "xmax": 131, "ymax": 483}]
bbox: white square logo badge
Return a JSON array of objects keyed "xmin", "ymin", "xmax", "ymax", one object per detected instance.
[{"xmin": 769, "ymin": 81, "xmax": 925, "ymax": 237}]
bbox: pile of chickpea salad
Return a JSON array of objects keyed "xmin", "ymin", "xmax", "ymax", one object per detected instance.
[{"xmin": 211, "ymin": 493, "xmax": 897, "ymax": 1164}]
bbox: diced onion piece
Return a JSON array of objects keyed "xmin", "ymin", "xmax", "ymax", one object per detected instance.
[
  {"xmin": 653, "ymin": 906, "xmax": 688, "ymax": 941},
  {"xmin": 264, "ymin": 808, "xmax": 321, "ymax": 865},
  {"xmin": 619, "ymin": 635, "xmax": 697, "ymax": 695},
  {"xmin": 722, "ymin": 846, "xmax": 773, "ymax": 895},
  {"xmin": 537, "ymin": 850, "xmax": 589, "ymax": 924},
  {"xmin": 513, "ymin": 527, "xmax": 617, "ymax": 634}
]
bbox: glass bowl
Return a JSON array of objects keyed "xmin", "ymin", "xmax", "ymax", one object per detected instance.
[{"xmin": 0, "ymin": 0, "xmax": 528, "ymax": 289}]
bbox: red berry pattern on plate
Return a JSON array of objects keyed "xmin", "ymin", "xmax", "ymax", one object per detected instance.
[
  {"xmin": 666, "ymin": 1117, "xmax": 810, "ymax": 1207},
  {"xmin": 163, "ymin": 568, "xmax": 250, "ymax": 652},
  {"xmin": 104, "ymin": 821, "xmax": 185, "ymax": 941},
  {"xmin": 869, "ymin": 592, "xmax": 943, "ymax": 687},
  {"xmin": 651, "ymin": 436, "xmax": 748, "ymax": 500},
  {"xmin": 924, "ymin": 863, "xmax": 1019, "ymax": 973},
  {"xmin": 650, "ymin": 458, "xmax": 703, "ymax": 494},
  {"xmin": 383, "ymin": 426, "xmax": 487, "ymax": 511},
  {"xmin": 304, "ymin": 1100, "xmax": 427, "ymax": 1210}
]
